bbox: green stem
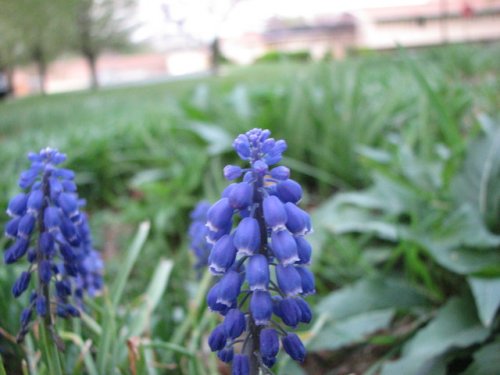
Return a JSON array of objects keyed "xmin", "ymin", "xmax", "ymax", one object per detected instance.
[
  {"xmin": 277, "ymin": 313, "xmax": 328, "ymax": 374},
  {"xmin": 188, "ymin": 309, "xmax": 214, "ymax": 375},
  {"xmin": 36, "ymin": 173, "xmax": 64, "ymax": 375},
  {"xmin": 0, "ymin": 355, "xmax": 7, "ymax": 375},
  {"xmin": 39, "ymin": 322, "xmax": 64, "ymax": 375},
  {"xmin": 243, "ymin": 173, "xmax": 266, "ymax": 375},
  {"xmin": 97, "ymin": 298, "xmax": 115, "ymax": 374},
  {"xmin": 142, "ymin": 341, "xmax": 195, "ymax": 358},
  {"xmin": 171, "ymin": 269, "xmax": 212, "ymax": 346},
  {"xmin": 25, "ymin": 335, "xmax": 38, "ymax": 375}
]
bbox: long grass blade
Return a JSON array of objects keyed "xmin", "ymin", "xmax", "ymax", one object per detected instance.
[
  {"xmin": 0, "ymin": 355, "xmax": 7, "ymax": 375},
  {"xmin": 111, "ymin": 221, "xmax": 151, "ymax": 307},
  {"xmin": 129, "ymin": 259, "xmax": 174, "ymax": 337}
]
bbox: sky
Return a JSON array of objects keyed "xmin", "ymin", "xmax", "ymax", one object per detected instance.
[{"xmin": 134, "ymin": 0, "xmax": 429, "ymax": 43}]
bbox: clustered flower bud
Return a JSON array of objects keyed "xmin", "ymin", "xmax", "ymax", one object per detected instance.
[
  {"xmin": 188, "ymin": 201, "xmax": 213, "ymax": 273},
  {"xmin": 205, "ymin": 129, "xmax": 314, "ymax": 374},
  {"xmin": 3, "ymin": 148, "xmax": 104, "ymax": 342}
]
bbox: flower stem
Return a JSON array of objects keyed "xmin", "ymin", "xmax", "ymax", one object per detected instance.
[
  {"xmin": 243, "ymin": 317, "xmax": 260, "ymax": 375},
  {"xmin": 242, "ymin": 172, "xmax": 267, "ymax": 374},
  {"xmin": 39, "ymin": 321, "xmax": 64, "ymax": 375},
  {"xmin": 36, "ymin": 173, "xmax": 64, "ymax": 375}
]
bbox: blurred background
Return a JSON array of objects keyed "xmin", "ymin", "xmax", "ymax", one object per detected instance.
[
  {"xmin": 0, "ymin": 1, "xmax": 499, "ymax": 375},
  {"xmin": 1, "ymin": 0, "xmax": 499, "ymax": 95}
]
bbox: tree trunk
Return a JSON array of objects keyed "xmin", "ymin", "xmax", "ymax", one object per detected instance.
[
  {"xmin": 6, "ymin": 68, "xmax": 14, "ymax": 95},
  {"xmin": 35, "ymin": 58, "xmax": 47, "ymax": 95},
  {"xmin": 85, "ymin": 53, "xmax": 99, "ymax": 90},
  {"xmin": 32, "ymin": 45, "xmax": 47, "ymax": 95},
  {"xmin": 210, "ymin": 37, "xmax": 221, "ymax": 76}
]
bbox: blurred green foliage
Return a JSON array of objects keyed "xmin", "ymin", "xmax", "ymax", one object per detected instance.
[
  {"xmin": 0, "ymin": 42, "xmax": 499, "ymax": 374},
  {"xmin": 254, "ymin": 50, "xmax": 312, "ymax": 63}
]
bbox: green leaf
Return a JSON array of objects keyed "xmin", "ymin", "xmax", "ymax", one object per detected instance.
[
  {"xmin": 316, "ymin": 276, "xmax": 429, "ymax": 319},
  {"xmin": 277, "ymin": 360, "xmax": 305, "ymax": 375},
  {"xmin": 397, "ymin": 146, "xmax": 443, "ymax": 192},
  {"xmin": 186, "ymin": 122, "xmax": 232, "ymax": 155},
  {"xmin": 320, "ymin": 205, "xmax": 399, "ymax": 241},
  {"xmin": 423, "ymin": 246, "xmax": 500, "ymax": 275},
  {"xmin": 357, "ymin": 145, "xmax": 392, "ymax": 164},
  {"xmin": 312, "ymin": 171, "xmax": 430, "ymax": 243},
  {"xmin": 468, "ymin": 277, "xmax": 500, "ymax": 327},
  {"xmin": 309, "ymin": 309, "xmax": 395, "ymax": 351},
  {"xmin": 462, "ymin": 337, "xmax": 500, "ymax": 375},
  {"xmin": 190, "ymin": 84, "xmax": 210, "ymax": 111},
  {"xmin": 380, "ymin": 296, "xmax": 489, "ymax": 375},
  {"xmin": 402, "ymin": 297, "xmax": 488, "ymax": 355},
  {"xmin": 228, "ymin": 85, "xmax": 252, "ymax": 120},
  {"xmin": 422, "ymin": 204, "xmax": 500, "ymax": 250},
  {"xmin": 412, "ymin": 205, "xmax": 500, "ymax": 275},
  {"xmin": 336, "ymin": 173, "xmax": 421, "ymax": 216},
  {"xmin": 129, "ymin": 169, "xmax": 169, "ymax": 187},
  {"xmin": 381, "ymin": 355, "xmax": 448, "ymax": 375},
  {"xmin": 451, "ymin": 123, "xmax": 500, "ymax": 229},
  {"xmin": 312, "ymin": 185, "xmax": 402, "ymax": 242}
]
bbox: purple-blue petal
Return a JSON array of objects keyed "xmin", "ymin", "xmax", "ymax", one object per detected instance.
[
  {"xmin": 284, "ymin": 203, "xmax": 310, "ymax": 235},
  {"xmin": 246, "ymin": 254, "xmax": 269, "ymax": 291},
  {"xmin": 228, "ymin": 182, "xmax": 252, "ymax": 209},
  {"xmin": 17, "ymin": 214, "xmax": 36, "ymax": 239},
  {"xmin": 223, "ymin": 165, "xmax": 243, "ymax": 180},
  {"xmin": 232, "ymin": 354, "xmax": 250, "ymax": 375},
  {"xmin": 7, "ymin": 193, "xmax": 28, "ymax": 217},
  {"xmin": 12, "ymin": 271, "xmax": 31, "ymax": 298},
  {"xmin": 296, "ymin": 267, "xmax": 316, "ymax": 295},
  {"xmin": 276, "ymin": 264, "xmax": 303, "ymax": 297},
  {"xmin": 276, "ymin": 179, "xmax": 302, "ymax": 203},
  {"xmin": 233, "ymin": 217, "xmax": 260, "ymax": 256},
  {"xmin": 271, "ymin": 230, "xmax": 299, "ymax": 266},
  {"xmin": 208, "ymin": 324, "xmax": 227, "ymax": 352},
  {"xmin": 250, "ymin": 290, "xmax": 272, "ymax": 325},
  {"xmin": 206, "ymin": 198, "xmax": 233, "ymax": 232},
  {"xmin": 295, "ymin": 236, "xmax": 312, "ymax": 265},
  {"xmin": 223, "ymin": 308, "xmax": 246, "ymax": 339},
  {"xmin": 263, "ymin": 195, "xmax": 287, "ymax": 231},
  {"xmin": 208, "ymin": 235, "xmax": 236, "ymax": 275},
  {"xmin": 282, "ymin": 333, "xmax": 306, "ymax": 362},
  {"xmin": 260, "ymin": 328, "xmax": 280, "ymax": 360},
  {"xmin": 27, "ymin": 190, "xmax": 44, "ymax": 215},
  {"xmin": 216, "ymin": 271, "xmax": 243, "ymax": 307}
]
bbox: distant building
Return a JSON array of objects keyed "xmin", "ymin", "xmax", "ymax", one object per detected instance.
[
  {"xmin": 221, "ymin": 0, "xmax": 500, "ymax": 63},
  {"xmin": 263, "ymin": 13, "xmax": 358, "ymax": 60},
  {"xmin": 221, "ymin": 14, "xmax": 358, "ymax": 63},
  {"xmin": 360, "ymin": 0, "xmax": 500, "ymax": 49}
]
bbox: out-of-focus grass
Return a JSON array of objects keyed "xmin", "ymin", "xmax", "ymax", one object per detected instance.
[
  {"xmin": 1, "ymin": 42, "xmax": 498, "ymax": 298},
  {"xmin": 1, "ymin": 43, "xmax": 498, "ymax": 202}
]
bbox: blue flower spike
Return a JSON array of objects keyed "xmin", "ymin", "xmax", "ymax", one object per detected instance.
[
  {"xmin": 188, "ymin": 201, "xmax": 213, "ymax": 274},
  {"xmin": 205, "ymin": 129, "xmax": 314, "ymax": 373},
  {"xmin": 3, "ymin": 148, "xmax": 104, "ymax": 344}
]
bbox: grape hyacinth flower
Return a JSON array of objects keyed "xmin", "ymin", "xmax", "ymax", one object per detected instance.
[
  {"xmin": 73, "ymin": 213, "xmax": 104, "ymax": 308},
  {"xmin": 188, "ymin": 201, "xmax": 213, "ymax": 273},
  {"xmin": 3, "ymin": 148, "xmax": 104, "ymax": 344},
  {"xmin": 206, "ymin": 129, "xmax": 314, "ymax": 374}
]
